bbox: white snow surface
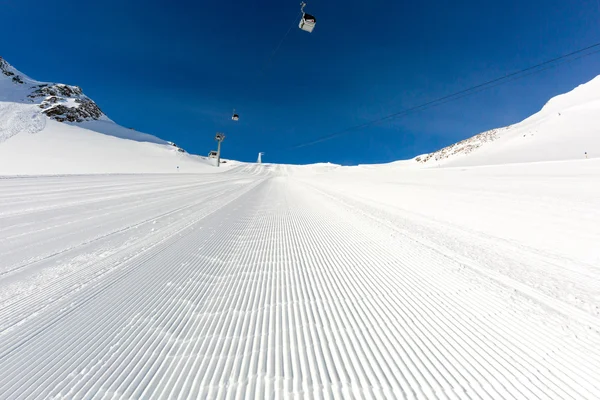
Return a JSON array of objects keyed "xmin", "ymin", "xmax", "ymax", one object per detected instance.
[
  {"xmin": 0, "ymin": 102, "xmax": 46, "ymax": 143},
  {"xmin": 1, "ymin": 60, "xmax": 600, "ymax": 398},
  {"xmin": 0, "ymin": 118, "xmax": 223, "ymax": 175},
  {"xmin": 0, "ymin": 57, "xmax": 193, "ymax": 174},
  {"xmin": 0, "ymin": 161, "xmax": 599, "ymax": 398},
  {"xmin": 414, "ymin": 75, "xmax": 600, "ymax": 167}
]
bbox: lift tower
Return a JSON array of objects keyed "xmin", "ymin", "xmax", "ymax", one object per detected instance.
[{"xmin": 215, "ymin": 132, "xmax": 225, "ymax": 167}]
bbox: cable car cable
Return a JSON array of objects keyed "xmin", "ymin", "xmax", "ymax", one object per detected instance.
[
  {"xmin": 289, "ymin": 41, "xmax": 600, "ymax": 149},
  {"xmin": 415, "ymin": 47, "xmax": 600, "ymax": 115},
  {"xmin": 227, "ymin": 7, "xmax": 304, "ymax": 122},
  {"xmin": 260, "ymin": 10, "xmax": 304, "ymax": 75}
]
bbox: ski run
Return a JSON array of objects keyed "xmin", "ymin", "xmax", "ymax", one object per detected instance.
[
  {"xmin": 1, "ymin": 161, "xmax": 599, "ymax": 399},
  {"xmin": 1, "ymin": 56, "xmax": 600, "ymax": 399}
]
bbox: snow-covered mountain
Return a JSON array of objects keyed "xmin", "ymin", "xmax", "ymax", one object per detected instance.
[
  {"xmin": 1, "ymin": 57, "xmax": 103, "ymax": 123},
  {"xmin": 0, "ymin": 57, "xmax": 218, "ymax": 175},
  {"xmin": 414, "ymin": 75, "xmax": 600, "ymax": 167},
  {"xmin": 2, "ymin": 55, "xmax": 599, "ymax": 175}
]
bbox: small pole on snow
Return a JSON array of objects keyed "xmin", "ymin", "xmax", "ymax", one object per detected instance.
[{"xmin": 215, "ymin": 132, "xmax": 225, "ymax": 167}]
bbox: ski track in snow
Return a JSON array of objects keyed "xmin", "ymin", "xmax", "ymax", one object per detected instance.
[{"xmin": 0, "ymin": 167, "xmax": 599, "ymax": 399}]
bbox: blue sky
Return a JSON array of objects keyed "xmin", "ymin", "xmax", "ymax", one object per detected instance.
[{"xmin": 2, "ymin": 0, "xmax": 600, "ymax": 165}]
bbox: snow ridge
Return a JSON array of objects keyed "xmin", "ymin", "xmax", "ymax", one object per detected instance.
[
  {"xmin": 0, "ymin": 57, "xmax": 208, "ymax": 174},
  {"xmin": 414, "ymin": 74, "xmax": 600, "ymax": 167},
  {"xmin": 1, "ymin": 56, "xmax": 104, "ymax": 124},
  {"xmin": 0, "ymin": 57, "xmax": 26, "ymax": 84},
  {"xmin": 0, "ymin": 57, "xmax": 169, "ymax": 146},
  {"xmin": 416, "ymin": 126, "xmax": 511, "ymax": 165}
]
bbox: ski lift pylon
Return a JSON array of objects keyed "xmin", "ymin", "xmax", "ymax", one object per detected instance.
[{"xmin": 299, "ymin": 2, "xmax": 316, "ymax": 33}]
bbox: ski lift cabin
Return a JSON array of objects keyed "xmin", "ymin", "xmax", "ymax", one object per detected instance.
[
  {"xmin": 208, "ymin": 150, "xmax": 218, "ymax": 159},
  {"xmin": 299, "ymin": 2, "xmax": 316, "ymax": 33},
  {"xmin": 299, "ymin": 13, "xmax": 316, "ymax": 32},
  {"xmin": 232, "ymin": 109, "xmax": 239, "ymax": 121}
]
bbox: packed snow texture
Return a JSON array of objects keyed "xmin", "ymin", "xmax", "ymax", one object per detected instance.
[{"xmin": 0, "ymin": 163, "xmax": 599, "ymax": 398}]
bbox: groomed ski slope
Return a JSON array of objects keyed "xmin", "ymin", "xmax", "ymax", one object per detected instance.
[{"xmin": 1, "ymin": 162, "xmax": 599, "ymax": 399}]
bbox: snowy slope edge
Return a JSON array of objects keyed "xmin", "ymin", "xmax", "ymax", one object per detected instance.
[
  {"xmin": 414, "ymin": 75, "xmax": 600, "ymax": 167},
  {"xmin": 0, "ymin": 56, "xmax": 171, "ymax": 146}
]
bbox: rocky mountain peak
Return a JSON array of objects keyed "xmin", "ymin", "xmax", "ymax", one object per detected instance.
[
  {"xmin": 1, "ymin": 56, "xmax": 104, "ymax": 123},
  {"xmin": 1, "ymin": 56, "xmax": 25, "ymax": 84}
]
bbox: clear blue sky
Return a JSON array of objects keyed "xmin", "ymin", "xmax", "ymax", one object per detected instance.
[{"xmin": 2, "ymin": 0, "xmax": 600, "ymax": 164}]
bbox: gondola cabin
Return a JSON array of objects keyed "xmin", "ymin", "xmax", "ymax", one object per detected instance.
[{"xmin": 299, "ymin": 13, "xmax": 316, "ymax": 33}]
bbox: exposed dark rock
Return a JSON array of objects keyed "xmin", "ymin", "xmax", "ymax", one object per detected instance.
[
  {"xmin": 25, "ymin": 81, "xmax": 105, "ymax": 123},
  {"xmin": 43, "ymin": 106, "xmax": 81, "ymax": 122},
  {"xmin": 28, "ymin": 84, "xmax": 83, "ymax": 99},
  {"xmin": 1, "ymin": 57, "xmax": 22, "ymax": 84},
  {"xmin": 41, "ymin": 98, "xmax": 103, "ymax": 123},
  {"xmin": 2, "ymin": 57, "xmax": 104, "ymax": 124},
  {"xmin": 417, "ymin": 127, "xmax": 510, "ymax": 164},
  {"xmin": 0, "ymin": 57, "xmax": 14, "ymax": 76},
  {"xmin": 1, "ymin": 57, "xmax": 23, "ymax": 84}
]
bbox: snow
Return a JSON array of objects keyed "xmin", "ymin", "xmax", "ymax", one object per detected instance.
[
  {"xmin": 0, "ymin": 102, "xmax": 46, "ymax": 143},
  {"xmin": 1, "ymin": 59, "xmax": 600, "ymax": 398},
  {"xmin": 299, "ymin": 159, "xmax": 600, "ymax": 314},
  {"xmin": 0, "ymin": 118, "xmax": 221, "ymax": 175},
  {"xmin": 76, "ymin": 119, "xmax": 169, "ymax": 145},
  {"xmin": 414, "ymin": 75, "xmax": 600, "ymax": 167},
  {"xmin": 0, "ymin": 58, "xmax": 215, "ymax": 174},
  {"xmin": 0, "ymin": 165, "xmax": 599, "ymax": 398}
]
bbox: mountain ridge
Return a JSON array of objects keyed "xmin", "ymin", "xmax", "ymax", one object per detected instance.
[
  {"xmin": 0, "ymin": 57, "xmax": 220, "ymax": 175},
  {"xmin": 0, "ymin": 56, "xmax": 171, "ymax": 146},
  {"xmin": 412, "ymin": 74, "xmax": 600, "ymax": 167}
]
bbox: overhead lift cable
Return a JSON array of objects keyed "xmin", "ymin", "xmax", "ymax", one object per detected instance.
[
  {"xmin": 290, "ymin": 41, "xmax": 600, "ymax": 149},
  {"xmin": 260, "ymin": 10, "xmax": 305, "ymax": 75},
  {"xmin": 229, "ymin": 6, "xmax": 307, "ymax": 121}
]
